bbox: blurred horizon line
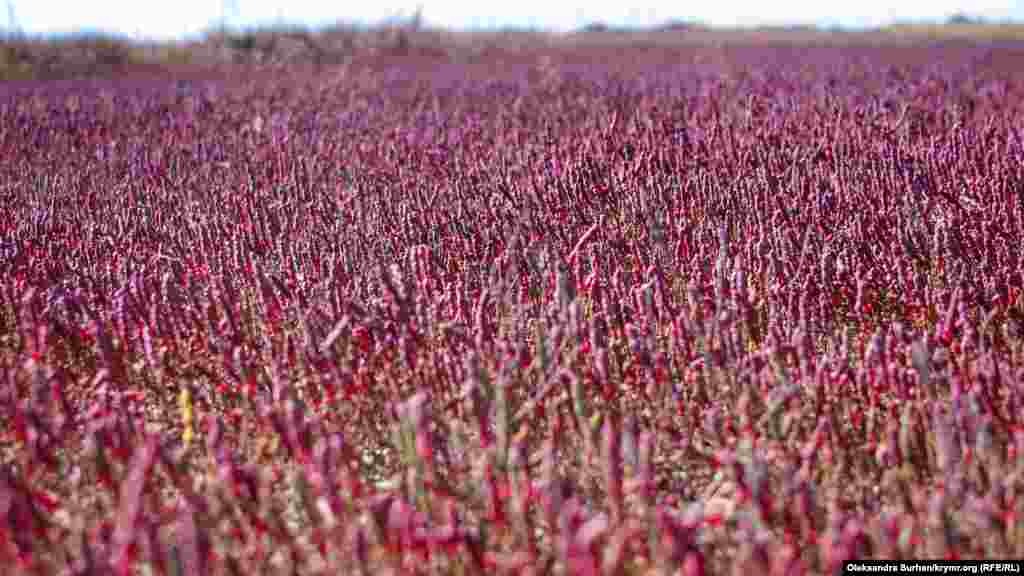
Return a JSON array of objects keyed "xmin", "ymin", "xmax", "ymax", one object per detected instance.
[{"xmin": 1, "ymin": 2, "xmax": 1021, "ymax": 43}]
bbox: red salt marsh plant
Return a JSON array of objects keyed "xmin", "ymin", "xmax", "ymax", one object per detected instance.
[{"xmin": 1, "ymin": 38, "xmax": 1024, "ymax": 574}]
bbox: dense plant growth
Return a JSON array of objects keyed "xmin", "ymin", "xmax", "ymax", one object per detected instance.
[{"xmin": 2, "ymin": 39, "xmax": 1024, "ymax": 574}]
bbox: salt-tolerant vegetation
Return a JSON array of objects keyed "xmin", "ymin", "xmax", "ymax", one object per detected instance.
[{"xmin": 1, "ymin": 36, "xmax": 1024, "ymax": 574}]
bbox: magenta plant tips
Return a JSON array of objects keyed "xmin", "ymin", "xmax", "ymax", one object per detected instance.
[{"xmin": 1, "ymin": 36, "xmax": 1024, "ymax": 574}]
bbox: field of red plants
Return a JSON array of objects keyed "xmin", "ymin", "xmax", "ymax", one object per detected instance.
[{"xmin": 2, "ymin": 36, "xmax": 1024, "ymax": 574}]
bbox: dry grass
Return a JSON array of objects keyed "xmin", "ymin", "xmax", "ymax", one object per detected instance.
[{"xmin": 2, "ymin": 18, "xmax": 1024, "ymax": 81}]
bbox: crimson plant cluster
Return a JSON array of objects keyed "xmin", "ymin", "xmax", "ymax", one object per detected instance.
[{"xmin": 2, "ymin": 40, "xmax": 1024, "ymax": 574}]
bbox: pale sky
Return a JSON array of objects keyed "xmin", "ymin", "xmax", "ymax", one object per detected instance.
[{"xmin": 3, "ymin": 0, "xmax": 1022, "ymax": 41}]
